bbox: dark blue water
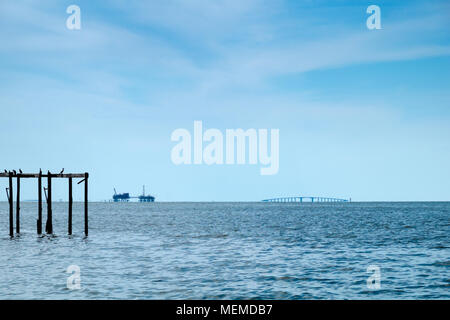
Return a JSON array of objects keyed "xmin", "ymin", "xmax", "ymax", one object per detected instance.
[{"xmin": 0, "ymin": 202, "xmax": 448, "ymax": 299}]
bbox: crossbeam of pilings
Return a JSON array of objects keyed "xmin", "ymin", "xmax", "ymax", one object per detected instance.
[
  {"xmin": 0, "ymin": 173, "xmax": 85, "ymax": 178},
  {"xmin": 1, "ymin": 171, "xmax": 89, "ymax": 238},
  {"xmin": 262, "ymin": 196, "xmax": 350, "ymax": 203}
]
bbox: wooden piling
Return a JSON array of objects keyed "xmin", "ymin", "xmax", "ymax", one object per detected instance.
[
  {"xmin": 37, "ymin": 172, "xmax": 42, "ymax": 235},
  {"xmin": 46, "ymin": 172, "xmax": 53, "ymax": 234},
  {"xmin": 8, "ymin": 173, "xmax": 13, "ymax": 237},
  {"xmin": 68, "ymin": 177, "xmax": 72, "ymax": 235},
  {"xmin": 16, "ymin": 176, "xmax": 20, "ymax": 234},
  {"xmin": 1, "ymin": 170, "xmax": 89, "ymax": 237},
  {"xmin": 84, "ymin": 173, "xmax": 88, "ymax": 236}
]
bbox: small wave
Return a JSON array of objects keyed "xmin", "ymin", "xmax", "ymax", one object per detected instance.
[
  {"xmin": 432, "ymin": 261, "xmax": 450, "ymax": 267},
  {"xmin": 430, "ymin": 244, "xmax": 448, "ymax": 249},
  {"xmin": 192, "ymin": 234, "xmax": 229, "ymax": 239}
]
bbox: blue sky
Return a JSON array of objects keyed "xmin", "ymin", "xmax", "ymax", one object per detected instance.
[{"xmin": 0, "ymin": 0, "xmax": 449, "ymax": 201}]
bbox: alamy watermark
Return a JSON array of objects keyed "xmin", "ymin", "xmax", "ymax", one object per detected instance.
[
  {"xmin": 66, "ymin": 265, "xmax": 81, "ymax": 290},
  {"xmin": 171, "ymin": 121, "xmax": 279, "ymax": 175},
  {"xmin": 66, "ymin": 5, "xmax": 81, "ymax": 30},
  {"xmin": 366, "ymin": 5, "xmax": 381, "ymax": 30},
  {"xmin": 366, "ymin": 265, "xmax": 381, "ymax": 290}
]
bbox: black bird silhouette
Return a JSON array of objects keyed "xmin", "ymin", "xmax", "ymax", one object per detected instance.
[
  {"xmin": 19, "ymin": 169, "xmax": 23, "ymax": 174},
  {"xmin": 13, "ymin": 170, "xmax": 16, "ymax": 175},
  {"xmin": 39, "ymin": 168, "xmax": 42, "ymax": 174},
  {"xmin": 4, "ymin": 169, "xmax": 7, "ymax": 173},
  {"xmin": 60, "ymin": 168, "xmax": 64, "ymax": 174}
]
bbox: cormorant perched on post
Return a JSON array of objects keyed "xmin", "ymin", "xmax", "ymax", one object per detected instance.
[
  {"xmin": 19, "ymin": 169, "xmax": 23, "ymax": 174},
  {"xmin": 60, "ymin": 168, "xmax": 64, "ymax": 174},
  {"xmin": 13, "ymin": 170, "xmax": 16, "ymax": 175},
  {"xmin": 39, "ymin": 168, "xmax": 42, "ymax": 175},
  {"xmin": 4, "ymin": 169, "xmax": 7, "ymax": 173}
]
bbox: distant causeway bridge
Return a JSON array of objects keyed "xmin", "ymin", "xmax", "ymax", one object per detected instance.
[{"xmin": 262, "ymin": 196, "xmax": 350, "ymax": 203}]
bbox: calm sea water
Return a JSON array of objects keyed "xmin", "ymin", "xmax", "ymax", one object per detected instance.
[{"xmin": 0, "ymin": 202, "xmax": 448, "ymax": 299}]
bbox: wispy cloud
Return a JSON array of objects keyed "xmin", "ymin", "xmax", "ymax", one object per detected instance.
[{"xmin": 1, "ymin": 0, "xmax": 449, "ymax": 95}]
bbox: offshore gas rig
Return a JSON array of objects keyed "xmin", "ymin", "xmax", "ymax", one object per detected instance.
[{"xmin": 113, "ymin": 185, "xmax": 155, "ymax": 202}]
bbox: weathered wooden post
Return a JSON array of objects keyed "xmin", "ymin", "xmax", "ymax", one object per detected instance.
[
  {"xmin": 68, "ymin": 177, "xmax": 72, "ymax": 235},
  {"xmin": 84, "ymin": 172, "xmax": 88, "ymax": 237},
  {"xmin": 2, "ymin": 170, "xmax": 89, "ymax": 237},
  {"xmin": 37, "ymin": 171, "xmax": 42, "ymax": 235},
  {"xmin": 8, "ymin": 172, "xmax": 13, "ymax": 237},
  {"xmin": 46, "ymin": 171, "xmax": 53, "ymax": 234},
  {"xmin": 16, "ymin": 175, "xmax": 20, "ymax": 234},
  {"xmin": 6, "ymin": 187, "xmax": 12, "ymax": 236}
]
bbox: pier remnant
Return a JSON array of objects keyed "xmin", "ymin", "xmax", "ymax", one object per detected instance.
[
  {"xmin": 83, "ymin": 173, "xmax": 88, "ymax": 236},
  {"xmin": 68, "ymin": 177, "xmax": 72, "ymax": 235},
  {"xmin": 16, "ymin": 175, "xmax": 20, "ymax": 233},
  {"xmin": 37, "ymin": 171, "xmax": 42, "ymax": 235},
  {"xmin": 1, "ymin": 171, "xmax": 89, "ymax": 237},
  {"xmin": 7, "ymin": 172, "xmax": 13, "ymax": 237},
  {"xmin": 46, "ymin": 172, "xmax": 52, "ymax": 234}
]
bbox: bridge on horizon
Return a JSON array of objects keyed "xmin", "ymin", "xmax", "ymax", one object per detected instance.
[{"xmin": 262, "ymin": 196, "xmax": 350, "ymax": 203}]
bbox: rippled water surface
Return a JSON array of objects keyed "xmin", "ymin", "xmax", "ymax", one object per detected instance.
[{"xmin": 0, "ymin": 202, "xmax": 448, "ymax": 299}]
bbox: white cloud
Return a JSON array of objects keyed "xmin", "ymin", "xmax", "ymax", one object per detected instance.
[
  {"xmin": 0, "ymin": 1, "xmax": 449, "ymax": 99},
  {"xmin": 0, "ymin": 0, "xmax": 450, "ymax": 95}
]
